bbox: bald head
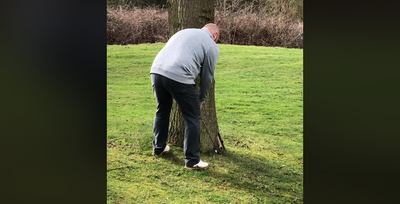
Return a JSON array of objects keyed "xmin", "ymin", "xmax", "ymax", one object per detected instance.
[{"xmin": 203, "ymin": 23, "xmax": 219, "ymax": 42}]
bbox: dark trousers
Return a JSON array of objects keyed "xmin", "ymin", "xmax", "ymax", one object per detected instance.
[{"xmin": 151, "ymin": 74, "xmax": 201, "ymax": 167}]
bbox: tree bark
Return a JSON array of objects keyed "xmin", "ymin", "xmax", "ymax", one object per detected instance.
[
  {"xmin": 168, "ymin": 0, "xmax": 215, "ymax": 37},
  {"xmin": 167, "ymin": 0, "xmax": 225, "ymax": 153}
]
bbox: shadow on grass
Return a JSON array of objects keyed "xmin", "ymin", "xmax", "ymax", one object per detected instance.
[
  {"xmin": 162, "ymin": 147, "xmax": 302, "ymax": 202},
  {"xmin": 209, "ymin": 150, "xmax": 302, "ymax": 202},
  {"xmin": 139, "ymin": 140, "xmax": 302, "ymax": 201},
  {"xmin": 160, "ymin": 150, "xmax": 186, "ymax": 167}
]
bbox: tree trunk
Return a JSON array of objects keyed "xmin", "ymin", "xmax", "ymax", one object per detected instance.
[
  {"xmin": 167, "ymin": 0, "xmax": 225, "ymax": 153},
  {"xmin": 167, "ymin": 0, "xmax": 215, "ymax": 37}
]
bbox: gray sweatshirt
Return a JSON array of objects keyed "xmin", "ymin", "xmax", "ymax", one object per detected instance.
[{"xmin": 150, "ymin": 28, "xmax": 219, "ymax": 103}]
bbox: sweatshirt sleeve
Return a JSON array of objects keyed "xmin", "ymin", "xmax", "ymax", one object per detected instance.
[{"xmin": 199, "ymin": 46, "xmax": 219, "ymax": 103}]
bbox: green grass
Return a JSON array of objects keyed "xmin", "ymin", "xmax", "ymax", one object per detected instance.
[{"xmin": 107, "ymin": 43, "xmax": 303, "ymax": 204}]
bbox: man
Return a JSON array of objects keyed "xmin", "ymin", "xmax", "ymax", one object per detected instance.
[{"xmin": 150, "ymin": 23, "xmax": 220, "ymax": 170}]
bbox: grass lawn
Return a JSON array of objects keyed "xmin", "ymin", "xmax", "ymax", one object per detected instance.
[{"xmin": 107, "ymin": 43, "xmax": 303, "ymax": 203}]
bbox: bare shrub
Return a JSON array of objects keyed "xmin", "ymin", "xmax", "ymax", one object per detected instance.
[
  {"xmin": 215, "ymin": 0, "xmax": 303, "ymax": 22},
  {"xmin": 107, "ymin": 6, "xmax": 168, "ymax": 45},
  {"xmin": 215, "ymin": 10, "xmax": 303, "ymax": 48},
  {"xmin": 107, "ymin": 2, "xmax": 303, "ymax": 48}
]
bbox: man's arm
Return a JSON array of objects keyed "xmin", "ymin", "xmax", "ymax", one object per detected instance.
[{"xmin": 199, "ymin": 46, "xmax": 219, "ymax": 103}]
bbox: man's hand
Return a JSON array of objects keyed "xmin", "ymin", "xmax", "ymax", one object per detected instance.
[{"xmin": 200, "ymin": 102, "xmax": 204, "ymax": 110}]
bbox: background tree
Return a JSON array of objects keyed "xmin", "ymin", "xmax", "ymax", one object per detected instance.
[
  {"xmin": 107, "ymin": 0, "xmax": 167, "ymax": 8},
  {"xmin": 167, "ymin": 0, "xmax": 225, "ymax": 153}
]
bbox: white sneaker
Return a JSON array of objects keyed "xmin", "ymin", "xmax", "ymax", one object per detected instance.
[
  {"xmin": 153, "ymin": 145, "xmax": 170, "ymax": 156},
  {"xmin": 185, "ymin": 160, "xmax": 208, "ymax": 170}
]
